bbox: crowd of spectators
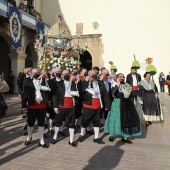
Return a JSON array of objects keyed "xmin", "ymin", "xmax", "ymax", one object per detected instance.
[{"xmin": 5, "ymin": 0, "xmax": 42, "ymax": 22}]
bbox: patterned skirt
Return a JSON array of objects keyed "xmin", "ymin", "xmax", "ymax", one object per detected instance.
[{"xmin": 104, "ymin": 98, "xmax": 142, "ymax": 138}]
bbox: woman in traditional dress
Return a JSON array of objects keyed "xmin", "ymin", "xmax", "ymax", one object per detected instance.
[
  {"xmin": 104, "ymin": 73, "xmax": 141, "ymax": 144},
  {"xmin": 138, "ymin": 72, "xmax": 163, "ymax": 126}
]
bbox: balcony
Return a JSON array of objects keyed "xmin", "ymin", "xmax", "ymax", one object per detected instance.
[
  {"xmin": 0, "ymin": 0, "xmax": 49, "ymax": 30},
  {"xmin": 0, "ymin": 0, "xmax": 8, "ymax": 17}
]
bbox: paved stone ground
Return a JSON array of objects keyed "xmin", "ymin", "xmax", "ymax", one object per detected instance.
[{"xmin": 0, "ymin": 93, "xmax": 170, "ymax": 170}]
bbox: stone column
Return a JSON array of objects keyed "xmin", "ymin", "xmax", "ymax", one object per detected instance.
[
  {"xmin": 8, "ymin": 50, "xmax": 27, "ymax": 93},
  {"xmin": 92, "ymin": 38, "xmax": 100, "ymax": 68},
  {"xmin": 35, "ymin": 0, "xmax": 42, "ymax": 14}
]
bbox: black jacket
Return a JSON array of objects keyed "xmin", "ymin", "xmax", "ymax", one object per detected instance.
[
  {"xmin": 52, "ymin": 80, "xmax": 80, "ymax": 108},
  {"xmin": 126, "ymin": 73, "xmax": 141, "ymax": 87},
  {"xmin": 48, "ymin": 77, "xmax": 57, "ymax": 101},
  {"xmin": 81, "ymin": 80, "xmax": 110, "ymax": 109},
  {"xmin": 166, "ymin": 75, "xmax": 170, "ymax": 81},
  {"xmin": 22, "ymin": 78, "xmax": 49, "ymax": 108}
]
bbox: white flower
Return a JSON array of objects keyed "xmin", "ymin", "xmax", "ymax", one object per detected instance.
[
  {"xmin": 66, "ymin": 67, "xmax": 69, "ymax": 70},
  {"xmin": 65, "ymin": 63, "xmax": 68, "ymax": 66},
  {"xmin": 58, "ymin": 58, "xmax": 60, "ymax": 62},
  {"xmin": 50, "ymin": 60, "xmax": 54, "ymax": 64},
  {"xmin": 70, "ymin": 60, "xmax": 74, "ymax": 64},
  {"xmin": 47, "ymin": 66, "xmax": 50, "ymax": 69},
  {"xmin": 53, "ymin": 57, "xmax": 57, "ymax": 61},
  {"xmin": 53, "ymin": 63, "xmax": 57, "ymax": 67},
  {"xmin": 73, "ymin": 66, "xmax": 76, "ymax": 68}
]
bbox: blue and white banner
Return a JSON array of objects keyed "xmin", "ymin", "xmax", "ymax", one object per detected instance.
[
  {"xmin": 9, "ymin": 6, "xmax": 22, "ymax": 49},
  {"xmin": 36, "ymin": 21, "xmax": 45, "ymax": 47}
]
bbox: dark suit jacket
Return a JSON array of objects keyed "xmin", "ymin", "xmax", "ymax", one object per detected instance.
[
  {"xmin": 166, "ymin": 75, "xmax": 170, "ymax": 81},
  {"xmin": 22, "ymin": 78, "xmax": 49, "ymax": 108},
  {"xmin": 52, "ymin": 80, "xmax": 80, "ymax": 108},
  {"xmin": 81, "ymin": 80, "xmax": 110, "ymax": 109},
  {"xmin": 126, "ymin": 73, "xmax": 141, "ymax": 87},
  {"xmin": 48, "ymin": 77, "xmax": 57, "ymax": 101}
]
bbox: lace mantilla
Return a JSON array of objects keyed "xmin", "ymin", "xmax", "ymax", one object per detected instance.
[
  {"xmin": 139, "ymin": 80, "xmax": 155, "ymax": 91},
  {"xmin": 119, "ymin": 83, "xmax": 132, "ymax": 98}
]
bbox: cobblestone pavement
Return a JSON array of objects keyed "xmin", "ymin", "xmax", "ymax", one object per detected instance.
[{"xmin": 0, "ymin": 93, "xmax": 170, "ymax": 170}]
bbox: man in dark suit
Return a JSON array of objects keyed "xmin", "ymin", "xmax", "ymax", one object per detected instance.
[
  {"xmin": 22, "ymin": 68, "xmax": 50, "ymax": 148},
  {"xmin": 126, "ymin": 67, "xmax": 141, "ymax": 102},
  {"xmin": 166, "ymin": 72, "xmax": 170, "ymax": 95},
  {"xmin": 79, "ymin": 69, "xmax": 110, "ymax": 144}
]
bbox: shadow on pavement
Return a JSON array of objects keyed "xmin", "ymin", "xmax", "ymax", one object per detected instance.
[
  {"xmin": 82, "ymin": 140, "xmax": 125, "ymax": 170},
  {"xmin": 0, "ymin": 139, "xmax": 40, "ymax": 166}
]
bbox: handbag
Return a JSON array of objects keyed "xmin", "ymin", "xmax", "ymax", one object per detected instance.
[{"xmin": 164, "ymin": 80, "xmax": 170, "ymax": 86}]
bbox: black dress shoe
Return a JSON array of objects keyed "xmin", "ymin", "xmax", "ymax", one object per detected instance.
[
  {"xmin": 86, "ymin": 130, "xmax": 94, "ymax": 135},
  {"xmin": 122, "ymin": 138, "xmax": 133, "ymax": 144},
  {"xmin": 68, "ymin": 141, "xmax": 78, "ymax": 147},
  {"xmin": 22, "ymin": 114, "xmax": 26, "ymax": 118},
  {"xmin": 24, "ymin": 140, "xmax": 30, "ymax": 145},
  {"xmin": 58, "ymin": 131, "xmax": 65, "ymax": 136},
  {"xmin": 39, "ymin": 143, "xmax": 48, "ymax": 148},
  {"xmin": 109, "ymin": 136, "xmax": 116, "ymax": 142},
  {"xmin": 44, "ymin": 133, "xmax": 48, "ymax": 138},
  {"xmin": 93, "ymin": 138, "xmax": 105, "ymax": 144},
  {"xmin": 78, "ymin": 135, "xmax": 84, "ymax": 142},
  {"xmin": 51, "ymin": 139, "xmax": 57, "ymax": 144},
  {"xmin": 24, "ymin": 137, "xmax": 32, "ymax": 145}
]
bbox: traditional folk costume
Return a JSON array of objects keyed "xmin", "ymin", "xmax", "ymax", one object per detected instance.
[
  {"xmin": 138, "ymin": 79, "xmax": 164, "ymax": 125},
  {"xmin": 104, "ymin": 80, "xmax": 141, "ymax": 143},
  {"xmin": 51, "ymin": 79, "xmax": 79, "ymax": 147},
  {"xmin": 79, "ymin": 79, "xmax": 110, "ymax": 144},
  {"xmin": 22, "ymin": 77, "xmax": 50, "ymax": 148},
  {"xmin": 47, "ymin": 76, "xmax": 65, "ymax": 135},
  {"xmin": 126, "ymin": 70, "xmax": 141, "ymax": 102}
]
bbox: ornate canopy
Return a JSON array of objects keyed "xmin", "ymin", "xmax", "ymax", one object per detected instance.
[{"xmin": 47, "ymin": 16, "xmax": 72, "ymax": 40}]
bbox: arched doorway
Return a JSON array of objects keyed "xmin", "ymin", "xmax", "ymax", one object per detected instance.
[
  {"xmin": 80, "ymin": 50, "xmax": 92, "ymax": 70},
  {"xmin": 25, "ymin": 43, "xmax": 33, "ymax": 67},
  {"xmin": 0, "ymin": 36, "xmax": 10, "ymax": 78}
]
